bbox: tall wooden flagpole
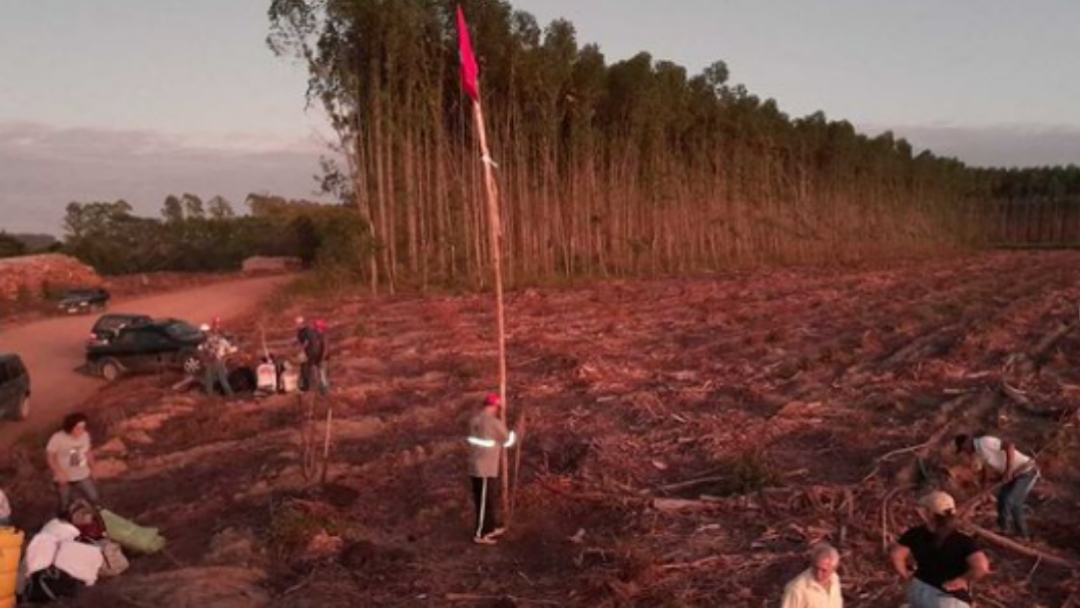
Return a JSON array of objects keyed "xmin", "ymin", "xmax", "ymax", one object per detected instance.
[
  {"xmin": 458, "ymin": 5, "xmax": 511, "ymax": 519},
  {"xmin": 473, "ymin": 100, "xmax": 510, "ymax": 515}
]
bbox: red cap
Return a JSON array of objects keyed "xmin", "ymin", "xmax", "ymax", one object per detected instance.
[{"xmin": 485, "ymin": 394, "xmax": 501, "ymax": 407}]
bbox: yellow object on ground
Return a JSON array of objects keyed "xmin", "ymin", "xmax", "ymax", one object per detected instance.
[{"xmin": 0, "ymin": 527, "xmax": 24, "ymax": 608}]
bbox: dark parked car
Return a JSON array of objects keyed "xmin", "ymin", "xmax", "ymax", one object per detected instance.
[
  {"xmin": 58, "ymin": 288, "xmax": 110, "ymax": 315},
  {"xmin": 88, "ymin": 313, "xmax": 153, "ymax": 346},
  {"xmin": 0, "ymin": 353, "xmax": 31, "ymax": 420},
  {"xmin": 86, "ymin": 320, "xmax": 206, "ymax": 381}
]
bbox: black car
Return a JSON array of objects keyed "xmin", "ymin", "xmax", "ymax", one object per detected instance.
[
  {"xmin": 86, "ymin": 320, "xmax": 206, "ymax": 381},
  {"xmin": 88, "ymin": 313, "xmax": 153, "ymax": 346},
  {"xmin": 0, "ymin": 353, "xmax": 31, "ymax": 420},
  {"xmin": 58, "ymin": 288, "xmax": 110, "ymax": 315}
]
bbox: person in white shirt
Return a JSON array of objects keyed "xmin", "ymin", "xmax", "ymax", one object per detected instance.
[
  {"xmin": 955, "ymin": 434, "xmax": 1039, "ymax": 539},
  {"xmin": 46, "ymin": 413, "xmax": 102, "ymax": 516},
  {"xmin": 781, "ymin": 543, "xmax": 843, "ymax": 608}
]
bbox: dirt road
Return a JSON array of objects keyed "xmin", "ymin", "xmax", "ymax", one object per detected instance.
[{"xmin": 0, "ymin": 274, "xmax": 292, "ymax": 447}]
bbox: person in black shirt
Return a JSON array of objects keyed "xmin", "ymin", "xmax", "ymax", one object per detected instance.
[{"xmin": 890, "ymin": 491, "xmax": 990, "ymax": 608}]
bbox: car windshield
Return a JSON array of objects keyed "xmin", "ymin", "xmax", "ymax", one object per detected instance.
[{"xmin": 163, "ymin": 322, "xmax": 201, "ymax": 340}]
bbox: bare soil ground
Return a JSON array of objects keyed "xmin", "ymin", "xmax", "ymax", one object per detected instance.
[{"xmin": 5, "ymin": 252, "xmax": 1080, "ymax": 607}]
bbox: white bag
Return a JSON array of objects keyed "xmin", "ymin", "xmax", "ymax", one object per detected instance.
[
  {"xmin": 41, "ymin": 519, "xmax": 80, "ymax": 543},
  {"xmin": 24, "ymin": 533, "xmax": 60, "ymax": 576},
  {"xmin": 281, "ymin": 368, "xmax": 300, "ymax": 393},
  {"xmin": 54, "ymin": 540, "xmax": 104, "ymax": 586},
  {"xmin": 256, "ymin": 363, "xmax": 277, "ymax": 393},
  {"xmin": 97, "ymin": 539, "xmax": 129, "ymax": 577}
]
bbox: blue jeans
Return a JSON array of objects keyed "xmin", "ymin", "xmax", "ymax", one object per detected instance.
[
  {"xmin": 204, "ymin": 361, "xmax": 233, "ymax": 397},
  {"xmin": 998, "ymin": 470, "xmax": 1038, "ymax": 537},
  {"xmin": 57, "ymin": 477, "xmax": 102, "ymax": 516},
  {"xmin": 907, "ymin": 578, "xmax": 970, "ymax": 608}
]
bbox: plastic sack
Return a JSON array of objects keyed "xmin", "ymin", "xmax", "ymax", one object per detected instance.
[
  {"xmin": 53, "ymin": 541, "xmax": 102, "ymax": 586},
  {"xmin": 96, "ymin": 540, "xmax": 129, "ymax": 577},
  {"xmin": 100, "ymin": 510, "xmax": 165, "ymax": 555}
]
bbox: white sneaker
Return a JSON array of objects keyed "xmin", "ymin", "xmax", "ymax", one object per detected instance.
[
  {"xmin": 473, "ymin": 535, "xmax": 498, "ymax": 545},
  {"xmin": 488, "ymin": 527, "xmax": 507, "ymax": 538}
]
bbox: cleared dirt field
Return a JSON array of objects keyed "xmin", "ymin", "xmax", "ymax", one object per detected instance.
[{"xmin": 6, "ymin": 252, "xmax": 1080, "ymax": 607}]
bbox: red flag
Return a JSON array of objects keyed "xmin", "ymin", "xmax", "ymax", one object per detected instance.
[{"xmin": 456, "ymin": 5, "xmax": 480, "ymax": 101}]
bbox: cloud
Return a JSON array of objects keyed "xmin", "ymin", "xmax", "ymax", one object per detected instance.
[
  {"xmin": 0, "ymin": 122, "xmax": 334, "ymax": 235},
  {"xmin": 860, "ymin": 122, "xmax": 1080, "ymax": 168}
]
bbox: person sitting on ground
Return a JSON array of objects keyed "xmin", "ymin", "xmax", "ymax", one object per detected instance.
[
  {"xmin": 781, "ymin": 543, "xmax": 843, "ymax": 608},
  {"xmin": 46, "ymin": 413, "xmax": 103, "ymax": 516},
  {"xmin": 466, "ymin": 394, "xmax": 520, "ymax": 545},
  {"xmin": 199, "ymin": 322, "xmax": 235, "ymax": 398},
  {"xmin": 891, "ymin": 491, "xmax": 990, "ymax": 608},
  {"xmin": 955, "ymin": 433, "xmax": 1039, "ymax": 539}
]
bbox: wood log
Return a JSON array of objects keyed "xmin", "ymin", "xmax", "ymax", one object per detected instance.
[
  {"xmin": 881, "ymin": 325, "xmax": 963, "ymax": 369},
  {"xmin": 1029, "ymin": 322, "xmax": 1073, "ymax": 363},
  {"xmin": 969, "ymin": 525, "xmax": 1077, "ymax": 570},
  {"xmin": 446, "ymin": 593, "xmax": 562, "ymax": 606},
  {"xmin": 652, "ymin": 497, "xmax": 724, "ymax": 513},
  {"xmin": 651, "ymin": 474, "xmax": 729, "ymax": 495}
]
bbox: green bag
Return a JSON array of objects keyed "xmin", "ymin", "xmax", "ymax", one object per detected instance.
[{"xmin": 100, "ymin": 509, "xmax": 166, "ymax": 555}]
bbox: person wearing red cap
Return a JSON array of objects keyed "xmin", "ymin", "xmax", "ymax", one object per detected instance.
[{"xmin": 467, "ymin": 394, "xmax": 518, "ymax": 545}]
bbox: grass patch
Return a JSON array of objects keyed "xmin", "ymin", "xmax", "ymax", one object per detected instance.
[{"xmin": 265, "ymin": 499, "xmax": 367, "ymax": 558}]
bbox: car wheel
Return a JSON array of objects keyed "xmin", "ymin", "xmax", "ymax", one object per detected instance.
[
  {"xmin": 181, "ymin": 351, "xmax": 202, "ymax": 376},
  {"xmin": 100, "ymin": 359, "xmax": 123, "ymax": 382},
  {"xmin": 13, "ymin": 394, "xmax": 30, "ymax": 420}
]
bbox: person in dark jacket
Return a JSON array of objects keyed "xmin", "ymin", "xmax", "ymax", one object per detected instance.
[
  {"xmin": 891, "ymin": 491, "xmax": 990, "ymax": 608},
  {"xmin": 295, "ymin": 316, "xmax": 327, "ymax": 396},
  {"xmin": 466, "ymin": 394, "xmax": 519, "ymax": 545}
]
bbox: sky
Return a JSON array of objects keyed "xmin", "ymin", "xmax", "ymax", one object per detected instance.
[{"xmin": 2, "ymin": 0, "xmax": 1079, "ymax": 235}]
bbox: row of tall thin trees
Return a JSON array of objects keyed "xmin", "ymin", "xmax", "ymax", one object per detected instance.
[{"xmin": 268, "ymin": 0, "xmax": 1075, "ymax": 290}]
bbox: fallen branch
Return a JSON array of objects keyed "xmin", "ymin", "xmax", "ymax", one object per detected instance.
[
  {"xmin": 656, "ymin": 555, "xmax": 723, "ymax": 572},
  {"xmin": 538, "ymin": 477, "xmax": 647, "ymax": 506},
  {"xmin": 1000, "ymin": 382, "xmax": 1068, "ymax": 419},
  {"xmin": 893, "ymin": 392, "xmax": 1000, "ymax": 485},
  {"xmin": 880, "ymin": 486, "xmax": 909, "ymax": 552},
  {"xmin": 969, "ymin": 525, "xmax": 1076, "ymax": 570},
  {"xmin": 652, "ymin": 474, "xmax": 729, "ymax": 495},
  {"xmin": 860, "ymin": 442, "xmax": 930, "ymax": 485},
  {"xmin": 956, "ymin": 482, "xmax": 1004, "ymax": 519},
  {"xmin": 1000, "ymin": 381, "xmax": 1032, "ymax": 407},
  {"xmin": 282, "ymin": 565, "xmax": 319, "ymax": 596},
  {"xmin": 170, "ymin": 376, "xmax": 197, "ymax": 392},
  {"xmin": 881, "ymin": 325, "xmax": 963, "ymax": 369},
  {"xmin": 1029, "ymin": 322, "xmax": 1073, "ymax": 363},
  {"xmin": 652, "ymin": 497, "xmax": 724, "ymax": 513},
  {"xmin": 445, "ymin": 593, "xmax": 562, "ymax": 606}
]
